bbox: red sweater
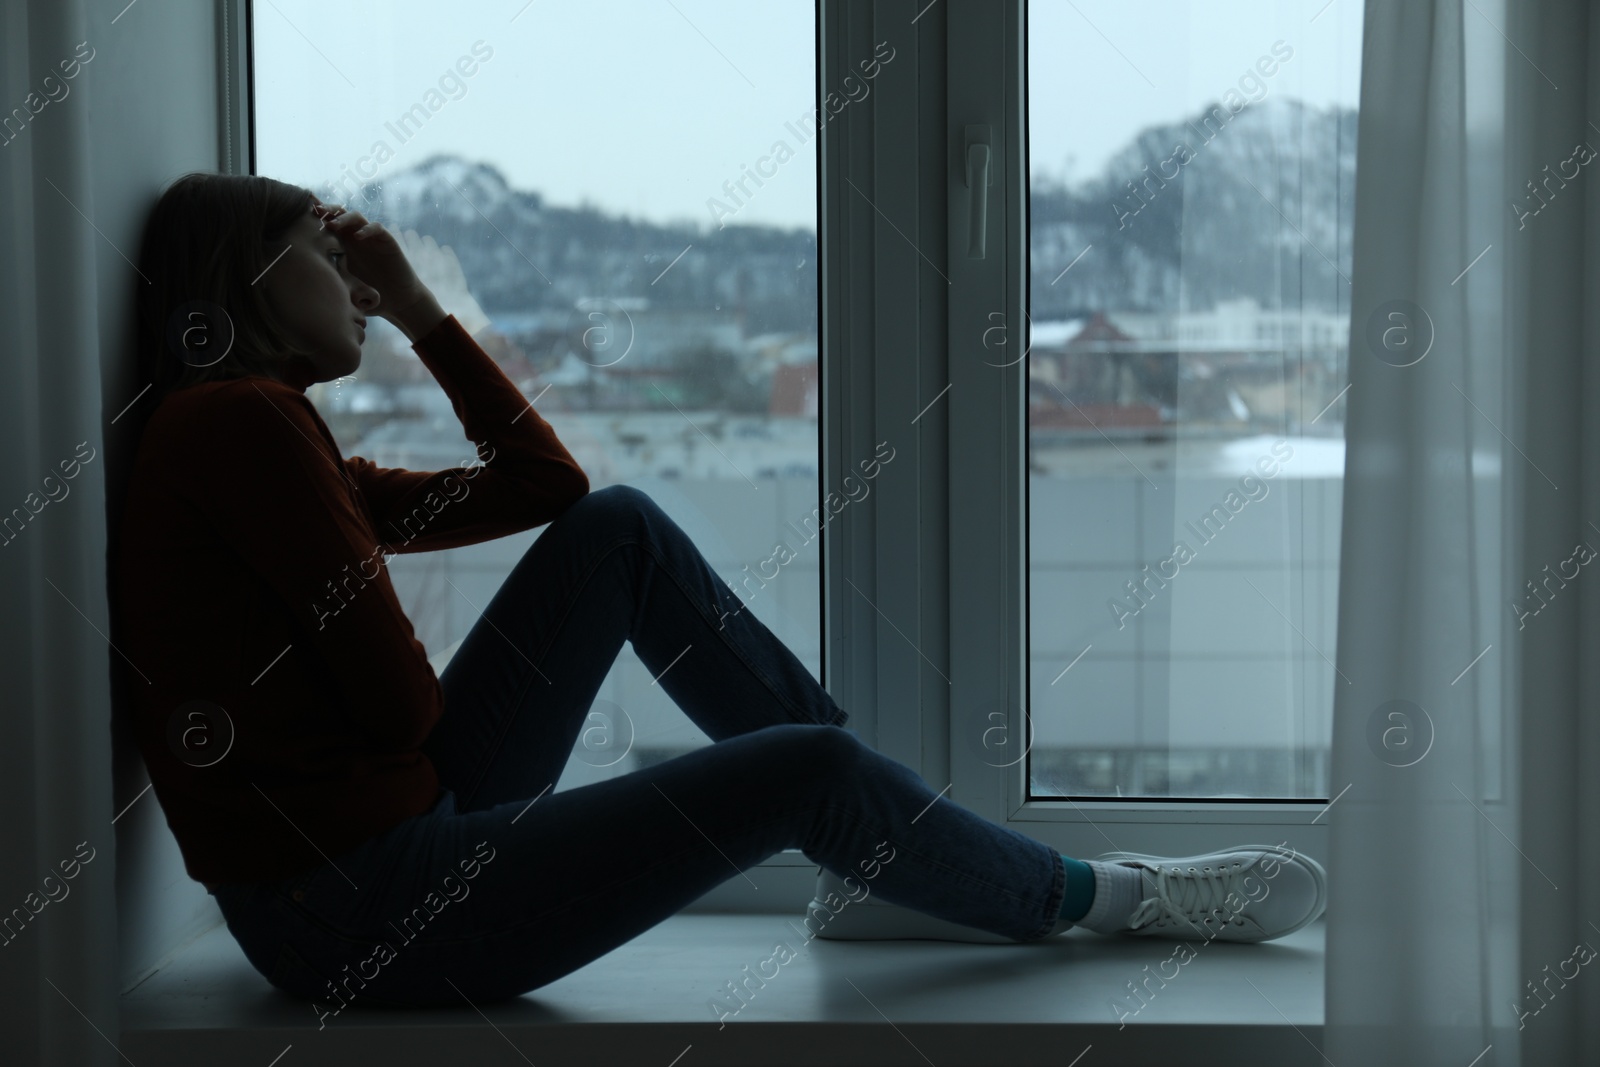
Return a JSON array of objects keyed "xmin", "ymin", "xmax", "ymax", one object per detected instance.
[{"xmin": 110, "ymin": 315, "xmax": 589, "ymax": 884}]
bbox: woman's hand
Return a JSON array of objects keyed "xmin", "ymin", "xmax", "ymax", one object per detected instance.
[{"xmin": 310, "ymin": 198, "xmax": 438, "ymax": 332}]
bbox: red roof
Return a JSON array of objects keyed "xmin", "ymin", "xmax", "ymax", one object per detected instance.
[
  {"xmin": 769, "ymin": 362, "xmax": 817, "ymax": 417},
  {"xmin": 1065, "ymin": 311, "xmax": 1136, "ymax": 347}
]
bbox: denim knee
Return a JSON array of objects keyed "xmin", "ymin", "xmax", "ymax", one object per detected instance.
[
  {"xmin": 569, "ymin": 481, "xmax": 647, "ymax": 513},
  {"xmin": 564, "ymin": 483, "xmax": 660, "ymax": 535},
  {"xmin": 556, "ymin": 483, "xmax": 662, "ymax": 543},
  {"xmin": 775, "ymin": 723, "xmax": 867, "ymax": 783}
]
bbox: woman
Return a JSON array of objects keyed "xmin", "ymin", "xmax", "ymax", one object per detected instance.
[{"xmin": 109, "ymin": 172, "xmax": 1327, "ymax": 1014}]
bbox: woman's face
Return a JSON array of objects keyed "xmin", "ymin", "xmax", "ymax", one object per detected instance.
[{"xmin": 260, "ymin": 205, "xmax": 380, "ymax": 383}]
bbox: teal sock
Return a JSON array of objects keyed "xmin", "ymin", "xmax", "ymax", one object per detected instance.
[{"xmin": 1057, "ymin": 855, "xmax": 1097, "ymax": 921}]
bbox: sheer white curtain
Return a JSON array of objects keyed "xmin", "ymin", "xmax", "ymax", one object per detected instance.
[
  {"xmin": 1327, "ymin": 1, "xmax": 1600, "ymax": 1062},
  {"xmin": 0, "ymin": 0, "xmax": 120, "ymax": 1064}
]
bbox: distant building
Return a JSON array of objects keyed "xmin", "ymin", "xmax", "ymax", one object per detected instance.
[{"xmin": 1026, "ymin": 300, "xmax": 1349, "ymax": 434}]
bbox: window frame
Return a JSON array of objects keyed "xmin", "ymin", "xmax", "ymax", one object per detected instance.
[
  {"xmin": 822, "ymin": 0, "xmax": 1331, "ymax": 865},
  {"xmin": 235, "ymin": 0, "xmax": 847, "ymax": 898},
  {"xmin": 234, "ymin": 0, "xmax": 1335, "ymax": 887}
]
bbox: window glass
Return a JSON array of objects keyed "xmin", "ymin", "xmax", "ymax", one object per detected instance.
[
  {"xmin": 256, "ymin": 0, "xmax": 820, "ymax": 791},
  {"xmin": 1025, "ymin": 1, "xmax": 1362, "ymax": 799}
]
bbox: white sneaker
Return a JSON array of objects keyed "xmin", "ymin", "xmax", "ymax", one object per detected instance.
[
  {"xmin": 803, "ymin": 866, "xmax": 1073, "ymax": 943},
  {"xmin": 1094, "ymin": 844, "xmax": 1327, "ymax": 944}
]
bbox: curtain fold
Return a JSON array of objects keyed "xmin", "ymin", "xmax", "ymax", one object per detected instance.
[
  {"xmin": 0, "ymin": 0, "xmax": 120, "ymax": 1065},
  {"xmin": 1327, "ymin": 1, "xmax": 1600, "ymax": 1062}
]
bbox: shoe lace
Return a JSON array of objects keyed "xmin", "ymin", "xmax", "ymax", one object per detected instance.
[{"xmin": 1127, "ymin": 860, "xmax": 1251, "ymax": 934}]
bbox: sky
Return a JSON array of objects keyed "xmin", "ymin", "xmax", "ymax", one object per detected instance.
[{"xmin": 255, "ymin": 0, "xmax": 1363, "ymax": 233}]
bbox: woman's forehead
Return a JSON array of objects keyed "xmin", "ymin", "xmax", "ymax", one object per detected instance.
[{"xmin": 293, "ymin": 206, "xmax": 339, "ymax": 241}]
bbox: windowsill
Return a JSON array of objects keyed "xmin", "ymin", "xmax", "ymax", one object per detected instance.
[{"xmin": 121, "ymin": 912, "xmax": 1325, "ymax": 1066}]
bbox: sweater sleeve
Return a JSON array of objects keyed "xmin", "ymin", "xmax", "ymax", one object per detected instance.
[
  {"xmin": 175, "ymin": 377, "xmax": 444, "ymax": 752},
  {"xmin": 344, "ymin": 314, "xmax": 590, "ymax": 554}
]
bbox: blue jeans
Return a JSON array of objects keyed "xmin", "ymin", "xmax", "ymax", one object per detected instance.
[{"xmin": 209, "ymin": 484, "xmax": 1066, "ymax": 1011}]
